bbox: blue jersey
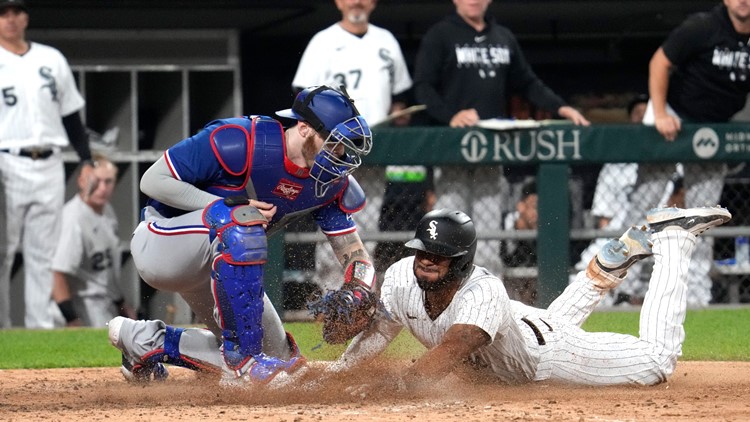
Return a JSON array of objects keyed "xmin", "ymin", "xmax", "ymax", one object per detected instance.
[{"xmin": 146, "ymin": 115, "xmax": 365, "ymax": 236}]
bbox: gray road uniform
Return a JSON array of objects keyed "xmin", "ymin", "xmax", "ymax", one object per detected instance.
[{"xmin": 52, "ymin": 195, "xmax": 123, "ymax": 327}]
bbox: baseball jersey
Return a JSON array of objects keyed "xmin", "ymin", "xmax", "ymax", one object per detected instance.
[
  {"xmin": 375, "ymin": 256, "xmax": 539, "ymax": 383},
  {"xmin": 150, "ymin": 115, "xmax": 361, "ymax": 237},
  {"xmin": 51, "ymin": 195, "xmax": 122, "ymax": 301},
  {"xmin": 661, "ymin": 4, "xmax": 750, "ymax": 122},
  {"xmin": 292, "ymin": 23, "xmax": 412, "ymax": 126},
  {"xmin": 414, "ymin": 13, "xmax": 566, "ymax": 124},
  {"xmin": 0, "ymin": 42, "xmax": 84, "ymax": 149}
]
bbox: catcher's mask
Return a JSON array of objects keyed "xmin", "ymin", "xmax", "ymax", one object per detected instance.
[
  {"xmin": 276, "ymin": 85, "xmax": 372, "ymax": 197},
  {"xmin": 405, "ymin": 209, "xmax": 477, "ymax": 286}
]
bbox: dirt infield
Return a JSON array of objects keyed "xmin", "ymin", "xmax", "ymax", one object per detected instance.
[{"xmin": 1, "ymin": 361, "xmax": 749, "ymax": 421}]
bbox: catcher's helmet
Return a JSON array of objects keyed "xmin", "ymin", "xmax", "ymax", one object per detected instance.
[
  {"xmin": 277, "ymin": 86, "xmax": 372, "ymax": 197},
  {"xmin": 405, "ymin": 209, "xmax": 477, "ymax": 281},
  {"xmin": 276, "ymin": 85, "xmax": 360, "ymax": 137}
]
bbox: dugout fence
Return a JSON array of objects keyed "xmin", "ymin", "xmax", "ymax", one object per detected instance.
[{"xmin": 279, "ymin": 122, "xmax": 750, "ymax": 313}]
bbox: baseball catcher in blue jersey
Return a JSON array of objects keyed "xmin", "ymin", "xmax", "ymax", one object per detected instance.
[{"xmin": 107, "ymin": 85, "xmax": 377, "ymax": 386}]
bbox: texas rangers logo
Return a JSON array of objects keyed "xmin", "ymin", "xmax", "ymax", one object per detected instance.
[
  {"xmin": 272, "ymin": 179, "xmax": 303, "ymax": 200},
  {"xmin": 427, "ymin": 220, "xmax": 438, "ymax": 239}
]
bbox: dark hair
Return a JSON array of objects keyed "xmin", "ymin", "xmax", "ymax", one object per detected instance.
[
  {"xmin": 627, "ymin": 94, "xmax": 649, "ymax": 117},
  {"xmin": 520, "ymin": 180, "xmax": 537, "ymax": 200}
]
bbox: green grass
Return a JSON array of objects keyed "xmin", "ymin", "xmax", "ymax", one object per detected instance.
[{"xmin": 0, "ymin": 308, "xmax": 747, "ymax": 369}]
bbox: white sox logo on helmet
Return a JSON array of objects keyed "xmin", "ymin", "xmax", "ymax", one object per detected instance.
[{"xmin": 428, "ymin": 220, "xmax": 438, "ymax": 239}]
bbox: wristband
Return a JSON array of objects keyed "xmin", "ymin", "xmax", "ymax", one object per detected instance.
[
  {"xmin": 57, "ymin": 300, "xmax": 79, "ymax": 323},
  {"xmin": 344, "ymin": 260, "xmax": 376, "ymax": 290}
]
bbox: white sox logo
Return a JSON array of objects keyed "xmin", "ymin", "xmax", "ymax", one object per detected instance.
[
  {"xmin": 272, "ymin": 179, "xmax": 303, "ymax": 200},
  {"xmin": 427, "ymin": 220, "xmax": 438, "ymax": 240}
]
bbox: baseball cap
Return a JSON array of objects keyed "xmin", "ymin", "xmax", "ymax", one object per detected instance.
[{"xmin": 0, "ymin": 0, "xmax": 27, "ymax": 12}]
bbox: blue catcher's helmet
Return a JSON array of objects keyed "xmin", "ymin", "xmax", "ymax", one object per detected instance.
[{"xmin": 276, "ymin": 86, "xmax": 372, "ymax": 197}]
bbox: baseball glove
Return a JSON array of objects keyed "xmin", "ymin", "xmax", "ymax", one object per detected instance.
[{"xmin": 307, "ymin": 284, "xmax": 377, "ymax": 344}]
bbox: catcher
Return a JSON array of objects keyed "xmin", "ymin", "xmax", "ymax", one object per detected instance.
[{"xmin": 107, "ymin": 85, "xmax": 378, "ymax": 386}]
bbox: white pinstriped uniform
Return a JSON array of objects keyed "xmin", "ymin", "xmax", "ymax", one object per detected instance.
[
  {"xmin": 0, "ymin": 42, "xmax": 85, "ymax": 328},
  {"xmin": 342, "ymin": 229, "xmax": 696, "ymax": 385}
]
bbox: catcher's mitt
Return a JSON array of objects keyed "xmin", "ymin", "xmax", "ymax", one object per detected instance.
[{"xmin": 307, "ymin": 284, "xmax": 377, "ymax": 344}]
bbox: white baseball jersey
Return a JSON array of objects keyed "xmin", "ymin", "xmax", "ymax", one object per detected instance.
[
  {"xmin": 0, "ymin": 42, "xmax": 84, "ymax": 149},
  {"xmin": 0, "ymin": 41, "xmax": 84, "ymax": 328},
  {"xmin": 51, "ymin": 195, "xmax": 122, "ymax": 326},
  {"xmin": 292, "ymin": 23, "xmax": 412, "ymax": 126},
  {"xmin": 339, "ymin": 229, "xmax": 696, "ymax": 386}
]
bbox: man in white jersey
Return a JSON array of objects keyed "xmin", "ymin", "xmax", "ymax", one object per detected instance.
[
  {"xmin": 0, "ymin": 0, "xmax": 94, "ymax": 328},
  {"xmin": 51, "ymin": 154, "xmax": 136, "ymax": 327},
  {"xmin": 291, "ymin": 0, "xmax": 412, "ymax": 127},
  {"xmin": 328, "ymin": 206, "xmax": 731, "ymax": 388},
  {"xmin": 289, "ymin": 0, "xmax": 423, "ymax": 292}
]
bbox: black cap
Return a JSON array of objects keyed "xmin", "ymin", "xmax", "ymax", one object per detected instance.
[{"xmin": 0, "ymin": 0, "xmax": 26, "ymax": 12}]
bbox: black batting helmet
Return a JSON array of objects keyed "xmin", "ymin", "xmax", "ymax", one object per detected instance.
[{"xmin": 405, "ymin": 209, "xmax": 477, "ymax": 280}]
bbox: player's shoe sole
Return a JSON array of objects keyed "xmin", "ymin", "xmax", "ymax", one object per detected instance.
[
  {"xmin": 647, "ymin": 206, "xmax": 731, "ymax": 236},
  {"xmin": 596, "ymin": 226, "xmax": 654, "ymax": 273}
]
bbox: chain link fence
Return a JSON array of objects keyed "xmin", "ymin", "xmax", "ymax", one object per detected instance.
[{"xmin": 283, "ymin": 162, "xmax": 750, "ymax": 313}]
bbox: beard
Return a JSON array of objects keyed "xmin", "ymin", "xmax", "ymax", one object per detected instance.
[
  {"xmin": 346, "ymin": 10, "xmax": 368, "ymax": 25},
  {"xmin": 415, "ymin": 272, "xmax": 456, "ymax": 292},
  {"xmin": 301, "ymin": 135, "xmax": 319, "ymax": 167}
]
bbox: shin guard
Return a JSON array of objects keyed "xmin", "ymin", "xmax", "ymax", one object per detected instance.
[{"xmin": 204, "ymin": 198, "xmax": 268, "ymax": 371}]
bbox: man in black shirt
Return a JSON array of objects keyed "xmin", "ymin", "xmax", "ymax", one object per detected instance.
[
  {"xmin": 412, "ymin": 0, "xmax": 589, "ymax": 276},
  {"xmin": 634, "ymin": 0, "xmax": 750, "ymax": 306},
  {"xmin": 413, "ymin": 0, "xmax": 589, "ymax": 127}
]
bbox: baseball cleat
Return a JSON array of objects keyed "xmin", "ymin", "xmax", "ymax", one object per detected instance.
[
  {"xmin": 595, "ymin": 226, "xmax": 653, "ymax": 277},
  {"xmin": 219, "ymin": 353, "xmax": 306, "ymax": 388},
  {"xmin": 647, "ymin": 206, "xmax": 731, "ymax": 236},
  {"xmin": 107, "ymin": 316, "xmax": 169, "ymax": 383},
  {"xmin": 220, "ymin": 331, "xmax": 307, "ymax": 389}
]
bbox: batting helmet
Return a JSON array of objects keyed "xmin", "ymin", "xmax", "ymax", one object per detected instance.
[{"xmin": 405, "ymin": 209, "xmax": 477, "ymax": 281}]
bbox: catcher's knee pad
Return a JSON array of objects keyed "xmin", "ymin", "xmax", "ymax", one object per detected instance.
[
  {"xmin": 203, "ymin": 197, "xmax": 268, "ymax": 369},
  {"xmin": 203, "ymin": 197, "xmax": 268, "ymax": 264}
]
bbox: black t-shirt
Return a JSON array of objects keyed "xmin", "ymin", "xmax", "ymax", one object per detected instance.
[
  {"xmin": 663, "ymin": 4, "xmax": 750, "ymax": 122},
  {"xmin": 414, "ymin": 13, "xmax": 566, "ymax": 124}
]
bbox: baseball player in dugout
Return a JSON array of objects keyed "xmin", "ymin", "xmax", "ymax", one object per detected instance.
[
  {"xmin": 291, "ymin": 0, "xmax": 413, "ymax": 127},
  {"xmin": 320, "ymin": 205, "xmax": 731, "ymax": 390},
  {"xmin": 0, "ymin": 0, "xmax": 94, "ymax": 329},
  {"xmin": 51, "ymin": 154, "xmax": 137, "ymax": 328},
  {"xmin": 108, "ymin": 85, "xmax": 378, "ymax": 386}
]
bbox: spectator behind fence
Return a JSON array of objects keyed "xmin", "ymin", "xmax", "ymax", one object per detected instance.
[
  {"xmin": 500, "ymin": 180, "xmax": 538, "ymax": 304},
  {"xmin": 51, "ymin": 154, "xmax": 136, "ymax": 327},
  {"xmin": 632, "ymin": 0, "xmax": 750, "ymax": 306},
  {"xmin": 0, "ymin": 0, "xmax": 94, "ymax": 328},
  {"xmin": 289, "ymin": 0, "xmax": 429, "ymax": 289},
  {"xmin": 573, "ymin": 95, "xmax": 647, "ymax": 306},
  {"xmin": 412, "ymin": 0, "xmax": 589, "ymax": 275}
]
